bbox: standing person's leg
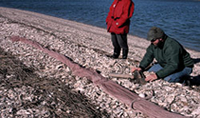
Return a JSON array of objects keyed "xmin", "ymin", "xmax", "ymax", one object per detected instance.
[
  {"xmin": 116, "ymin": 34, "xmax": 128, "ymax": 59},
  {"xmin": 111, "ymin": 33, "xmax": 121, "ymax": 58}
]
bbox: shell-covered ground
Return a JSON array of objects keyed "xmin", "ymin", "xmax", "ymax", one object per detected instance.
[{"xmin": 0, "ymin": 7, "xmax": 200, "ymax": 118}]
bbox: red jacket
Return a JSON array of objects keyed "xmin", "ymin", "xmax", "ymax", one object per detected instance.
[{"xmin": 106, "ymin": 0, "xmax": 134, "ymax": 34}]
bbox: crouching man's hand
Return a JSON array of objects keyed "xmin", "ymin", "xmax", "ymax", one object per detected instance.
[{"xmin": 145, "ymin": 72, "xmax": 158, "ymax": 82}]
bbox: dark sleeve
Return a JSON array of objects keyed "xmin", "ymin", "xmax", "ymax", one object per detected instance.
[
  {"xmin": 139, "ymin": 45, "xmax": 154, "ymax": 70},
  {"xmin": 156, "ymin": 44, "xmax": 181, "ymax": 78}
]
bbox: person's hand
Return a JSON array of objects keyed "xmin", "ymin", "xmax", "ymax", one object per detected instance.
[
  {"xmin": 130, "ymin": 66, "xmax": 142, "ymax": 73},
  {"xmin": 145, "ymin": 72, "xmax": 158, "ymax": 82}
]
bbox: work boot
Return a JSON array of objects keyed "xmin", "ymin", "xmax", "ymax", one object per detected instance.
[
  {"xmin": 122, "ymin": 49, "xmax": 128, "ymax": 59},
  {"xmin": 112, "ymin": 52, "xmax": 119, "ymax": 59},
  {"xmin": 122, "ymin": 55, "xmax": 127, "ymax": 59}
]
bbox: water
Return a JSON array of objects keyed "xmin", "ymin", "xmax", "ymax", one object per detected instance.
[{"xmin": 1, "ymin": 0, "xmax": 200, "ymax": 51}]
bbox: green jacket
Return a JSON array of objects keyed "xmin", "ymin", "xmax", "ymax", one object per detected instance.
[{"xmin": 140, "ymin": 36, "xmax": 194, "ymax": 78}]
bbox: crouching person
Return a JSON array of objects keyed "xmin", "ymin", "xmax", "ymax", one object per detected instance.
[{"xmin": 131, "ymin": 27, "xmax": 194, "ymax": 83}]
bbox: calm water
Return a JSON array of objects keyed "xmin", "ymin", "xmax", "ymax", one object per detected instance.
[{"xmin": 1, "ymin": 0, "xmax": 200, "ymax": 51}]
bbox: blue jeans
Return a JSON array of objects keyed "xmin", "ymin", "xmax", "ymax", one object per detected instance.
[{"xmin": 148, "ymin": 64, "xmax": 192, "ymax": 83}]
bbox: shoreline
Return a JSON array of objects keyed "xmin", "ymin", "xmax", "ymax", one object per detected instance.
[
  {"xmin": 1, "ymin": 5, "xmax": 199, "ymax": 52},
  {"xmin": 1, "ymin": 7, "xmax": 199, "ymax": 76},
  {"xmin": 1, "ymin": 7, "xmax": 199, "ymax": 58},
  {"xmin": 0, "ymin": 7, "xmax": 200, "ymax": 118}
]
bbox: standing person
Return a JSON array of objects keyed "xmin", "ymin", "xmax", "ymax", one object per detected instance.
[
  {"xmin": 106, "ymin": 0, "xmax": 134, "ymax": 59},
  {"xmin": 131, "ymin": 27, "xmax": 194, "ymax": 83}
]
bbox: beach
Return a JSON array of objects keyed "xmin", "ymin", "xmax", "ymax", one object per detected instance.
[{"xmin": 0, "ymin": 7, "xmax": 200, "ymax": 118}]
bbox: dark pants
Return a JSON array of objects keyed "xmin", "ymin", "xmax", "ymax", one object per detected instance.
[{"xmin": 111, "ymin": 33, "xmax": 128, "ymax": 58}]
